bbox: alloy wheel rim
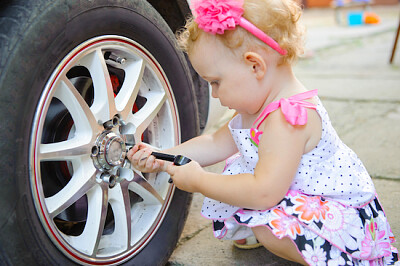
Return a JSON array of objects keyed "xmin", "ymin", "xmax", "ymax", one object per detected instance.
[{"xmin": 30, "ymin": 36, "xmax": 180, "ymax": 265}]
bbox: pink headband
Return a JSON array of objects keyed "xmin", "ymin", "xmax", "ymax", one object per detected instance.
[{"xmin": 191, "ymin": 0, "xmax": 287, "ymax": 55}]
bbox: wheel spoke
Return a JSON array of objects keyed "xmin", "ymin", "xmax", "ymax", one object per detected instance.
[
  {"xmin": 67, "ymin": 184, "xmax": 108, "ymax": 256},
  {"xmin": 130, "ymin": 170, "xmax": 164, "ymax": 205},
  {"xmin": 116, "ymin": 58, "xmax": 145, "ymax": 120},
  {"xmin": 39, "ymin": 138, "xmax": 92, "ymax": 161},
  {"xmin": 128, "ymin": 91, "xmax": 166, "ymax": 141},
  {"xmin": 55, "ymin": 76, "xmax": 100, "ymax": 134},
  {"xmin": 106, "ymin": 181, "xmax": 132, "ymax": 250},
  {"xmin": 79, "ymin": 49, "xmax": 117, "ymax": 123},
  {"xmin": 45, "ymin": 159, "xmax": 96, "ymax": 218}
]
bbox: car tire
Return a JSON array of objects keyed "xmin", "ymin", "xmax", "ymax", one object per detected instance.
[{"xmin": 0, "ymin": 0, "xmax": 198, "ymax": 265}]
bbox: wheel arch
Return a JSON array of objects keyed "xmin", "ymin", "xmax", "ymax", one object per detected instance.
[
  {"xmin": 147, "ymin": 0, "xmax": 191, "ymax": 34},
  {"xmin": 148, "ymin": 0, "xmax": 210, "ymax": 132}
]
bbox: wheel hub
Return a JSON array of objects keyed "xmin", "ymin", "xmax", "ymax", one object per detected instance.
[{"xmin": 91, "ymin": 130, "xmax": 126, "ymax": 172}]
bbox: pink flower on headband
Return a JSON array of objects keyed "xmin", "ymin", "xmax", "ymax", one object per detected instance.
[
  {"xmin": 192, "ymin": 0, "xmax": 244, "ymax": 34},
  {"xmin": 191, "ymin": 0, "xmax": 288, "ymax": 55}
]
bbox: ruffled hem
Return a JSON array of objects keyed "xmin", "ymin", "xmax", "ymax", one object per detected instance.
[{"xmin": 203, "ymin": 191, "xmax": 398, "ymax": 265}]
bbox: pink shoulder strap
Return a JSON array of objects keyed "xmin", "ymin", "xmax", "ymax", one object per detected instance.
[{"xmin": 253, "ymin": 89, "xmax": 318, "ymax": 130}]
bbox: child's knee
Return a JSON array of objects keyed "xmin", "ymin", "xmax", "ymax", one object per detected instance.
[
  {"xmin": 251, "ymin": 226, "xmax": 280, "ymax": 251},
  {"xmin": 251, "ymin": 226, "xmax": 307, "ymax": 265}
]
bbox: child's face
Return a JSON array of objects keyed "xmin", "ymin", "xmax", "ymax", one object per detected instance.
[{"xmin": 189, "ymin": 34, "xmax": 270, "ymax": 115}]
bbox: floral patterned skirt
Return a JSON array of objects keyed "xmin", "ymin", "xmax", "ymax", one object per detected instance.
[{"xmin": 208, "ymin": 191, "xmax": 398, "ymax": 265}]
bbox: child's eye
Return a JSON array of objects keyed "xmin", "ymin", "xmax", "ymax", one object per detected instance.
[{"xmin": 210, "ymin": 80, "xmax": 219, "ymax": 87}]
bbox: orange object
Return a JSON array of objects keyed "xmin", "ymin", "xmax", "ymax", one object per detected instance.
[{"xmin": 364, "ymin": 12, "xmax": 381, "ymax": 24}]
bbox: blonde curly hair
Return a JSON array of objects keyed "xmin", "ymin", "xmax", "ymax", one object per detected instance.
[{"xmin": 177, "ymin": 0, "xmax": 305, "ymax": 64}]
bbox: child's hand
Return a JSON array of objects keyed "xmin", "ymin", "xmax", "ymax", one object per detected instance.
[
  {"xmin": 126, "ymin": 143, "xmax": 166, "ymax": 173},
  {"xmin": 166, "ymin": 161, "xmax": 203, "ymax": 193}
]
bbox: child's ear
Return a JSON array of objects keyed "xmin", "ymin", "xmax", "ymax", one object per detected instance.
[{"xmin": 243, "ymin": 52, "xmax": 266, "ymax": 80}]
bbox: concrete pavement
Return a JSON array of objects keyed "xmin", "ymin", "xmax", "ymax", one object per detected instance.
[{"xmin": 168, "ymin": 5, "xmax": 400, "ymax": 265}]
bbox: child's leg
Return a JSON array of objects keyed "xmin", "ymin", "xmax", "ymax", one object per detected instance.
[{"xmin": 252, "ymin": 226, "xmax": 307, "ymax": 265}]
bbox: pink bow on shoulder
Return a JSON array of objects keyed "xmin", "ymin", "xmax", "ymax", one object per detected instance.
[
  {"xmin": 280, "ymin": 97, "xmax": 316, "ymax": 126},
  {"xmin": 253, "ymin": 90, "xmax": 318, "ymax": 129},
  {"xmin": 249, "ymin": 90, "xmax": 318, "ymax": 147}
]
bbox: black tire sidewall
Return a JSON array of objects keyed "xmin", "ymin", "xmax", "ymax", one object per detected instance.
[{"xmin": 0, "ymin": 1, "xmax": 197, "ymax": 265}]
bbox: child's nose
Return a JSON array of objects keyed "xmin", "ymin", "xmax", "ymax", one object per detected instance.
[{"xmin": 211, "ymin": 88, "xmax": 218, "ymax": 99}]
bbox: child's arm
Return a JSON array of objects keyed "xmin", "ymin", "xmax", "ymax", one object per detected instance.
[
  {"xmin": 127, "ymin": 118, "xmax": 238, "ymax": 172},
  {"xmin": 167, "ymin": 109, "xmax": 320, "ymax": 210},
  {"xmin": 164, "ymin": 118, "xmax": 238, "ymax": 166}
]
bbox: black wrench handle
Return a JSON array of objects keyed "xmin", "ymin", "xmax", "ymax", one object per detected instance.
[
  {"xmin": 151, "ymin": 152, "xmax": 191, "ymax": 183},
  {"xmin": 151, "ymin": 152, "xmax": 175, "ymax": 162}
]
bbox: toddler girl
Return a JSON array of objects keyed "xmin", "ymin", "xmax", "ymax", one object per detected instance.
[{"xmin": 127, "ymin": 0, "xmax": 398, "ymax": 264}]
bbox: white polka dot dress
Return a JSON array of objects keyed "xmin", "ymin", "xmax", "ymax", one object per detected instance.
[{"xmin": 201, "ymin": 93, "xmax": 398, "ymax": 265}]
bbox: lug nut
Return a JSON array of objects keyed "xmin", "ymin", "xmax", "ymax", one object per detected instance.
[
  {"xmin": 124, "ymin": 134, "xmax": 135, "ymax": 146},
  {"xmin": 103, "ymin": 115, "xmax": 121, "ymax": 129},
  {"xmin": 101, "ymin": 173, "xmax": 117, "ymax": 188},
  {"xmin": 103, "ymin": 120, "xmax": 113, "ymax": 129},
  {"xmin": 112, "ymin": 115, "xmax": 120, "ymax": 127}
]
